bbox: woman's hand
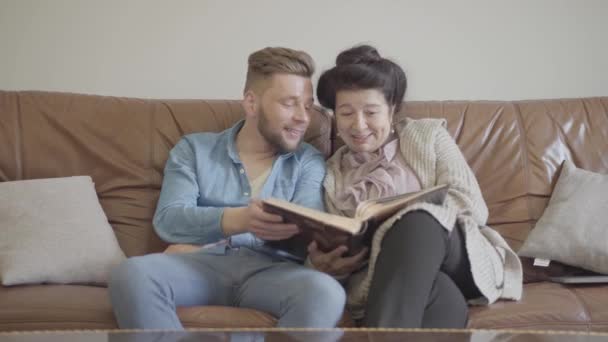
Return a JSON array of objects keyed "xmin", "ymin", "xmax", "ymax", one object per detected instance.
[{"xmin": 307, "ymin": 241, "xmax": 369, "ymax": 277}]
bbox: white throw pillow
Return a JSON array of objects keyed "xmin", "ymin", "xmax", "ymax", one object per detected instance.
[
  {"xmin": 0, "ymin": 176, "xmax": 126, "ymax": 285},
  {"xmin": 518, "ymin": 160, "xmax": 608, "ymax": 274}
]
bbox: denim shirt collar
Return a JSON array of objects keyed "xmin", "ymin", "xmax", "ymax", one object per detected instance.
[
  {"xmin": 226, "ymin": 120, "xmax": 244, "ymax": 164},
  {"xmin": 226, "ymin": 120, "xmax": 297, "ymax": 164}
]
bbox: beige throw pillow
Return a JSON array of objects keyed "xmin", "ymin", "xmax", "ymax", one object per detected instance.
[
  {"xmin": 518, "ymin": 160, "xmax": 608, "ymax": 274},
  {"xmin": 0, "ymin": 176, "xmax": 126, "ymax": 285}
]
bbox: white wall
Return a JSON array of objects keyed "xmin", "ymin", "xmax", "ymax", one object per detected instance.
[{"xmin": 1, "ymin": 0, "xmax": 606, "ymax": 101}]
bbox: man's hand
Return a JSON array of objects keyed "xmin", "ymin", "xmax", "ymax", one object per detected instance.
[
  {"xmin": 222, "ymin": 199, "xmax": 300, "ymax": 240},
  {"xmin": 307, "ymin": 241, "xmax": 369, "ymax": 277}
]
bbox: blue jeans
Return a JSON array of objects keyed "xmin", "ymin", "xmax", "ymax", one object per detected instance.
[{"xmin": 108, "ymin": 246, "xmax": 346, "ymax": 329}]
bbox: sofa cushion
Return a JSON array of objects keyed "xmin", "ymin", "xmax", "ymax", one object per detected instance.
[
  {"xmin": 518, "ymin": 160, "xmax": 608, "ymax": 274},
  {"xmin": 180, "ymin": 306, "xmax": 354, "ymax": 328},
  {"xmin": 0, "ymin": 284, "xmax": 354, "ymax": 331},
  {"xmin": 0, "ymin": 285, "xmax": 117, "ymax": 331},
  {"xmin": 468, "ymin": 282, "xmax": 591, "ymax": 330},
  {"xmin": 0, "ymin": 176, "xmax": 125, "ymax": 286},
  {"xmin": 3, "ymin": 282, "xmax": 605, "ymax": 332},
  {"xmin": 177, "ymin": 306, "xmax": 276, "ymax": 328},
  {"xmin": 0, "ymin": 285, "xmax": 278, "ymax": 331}
]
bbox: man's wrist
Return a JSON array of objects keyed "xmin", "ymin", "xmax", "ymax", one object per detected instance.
[{"xmin": 221, "ymin": 207, "xmax": 247, "ymax": 237}]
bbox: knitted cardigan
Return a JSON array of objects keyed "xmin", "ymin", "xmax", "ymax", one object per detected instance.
[{"xmin": 323, "ymin": 118, "xmax": 523, "ymax": 319}]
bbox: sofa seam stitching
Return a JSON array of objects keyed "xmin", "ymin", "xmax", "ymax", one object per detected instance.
[
  {"xmin": 15, "ymin": 92, "xmax": 23, "ymax": 180},
  {"xmin": 150, "ymin": 101, "xmax": 156, "ymax": 187}
]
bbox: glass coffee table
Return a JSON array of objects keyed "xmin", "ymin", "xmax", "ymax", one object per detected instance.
[{"xmin": 2, "ymin": 328, "xmax": 608, "ymax": 342}]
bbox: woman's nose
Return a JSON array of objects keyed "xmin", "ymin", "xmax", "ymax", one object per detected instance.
[{"xmin": 352, "ymin": 114, "xmax": 366, "ymax": 130}]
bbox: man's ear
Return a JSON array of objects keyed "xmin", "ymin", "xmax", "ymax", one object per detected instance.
[{"xmin": 242, "ymin": 90, "xmax": 259, "ymax": 118}]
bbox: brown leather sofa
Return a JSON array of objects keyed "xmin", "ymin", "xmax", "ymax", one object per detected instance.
[{"xmin": 1, "ymin": 90, "xmax": 607, "ymax": 332}]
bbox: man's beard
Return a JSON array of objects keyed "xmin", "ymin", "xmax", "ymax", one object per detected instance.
[{"xmin": 257, "ymin": 108, "xmax": 302, "ymax": 153}]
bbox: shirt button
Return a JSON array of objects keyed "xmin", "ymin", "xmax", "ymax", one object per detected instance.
[
  {"xmin": 239, "ymin": 168, "xmax": 245, "ymax": 174},
  {"xmin": 243, "ymin": 192, "xmax": 249, "ymax": 196}
]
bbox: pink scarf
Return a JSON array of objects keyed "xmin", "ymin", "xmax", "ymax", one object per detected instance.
[{"xmin": 327, "ymin": 137, "xmax": 422, "ymax": 217}]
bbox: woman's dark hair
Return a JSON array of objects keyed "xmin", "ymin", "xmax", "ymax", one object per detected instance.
[{"xmin": 317, "ymin": 45, "xmax": 407, "ymax": 113}]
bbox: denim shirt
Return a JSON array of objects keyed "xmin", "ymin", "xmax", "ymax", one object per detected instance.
[{"xmin": 153, "ymin": 120, "xmax": 326, "ymax": 261}]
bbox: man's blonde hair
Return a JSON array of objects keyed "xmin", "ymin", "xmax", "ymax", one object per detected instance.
[{"xmin": 244, "ymin": 47, "xmax": 315, "ymax": 94}]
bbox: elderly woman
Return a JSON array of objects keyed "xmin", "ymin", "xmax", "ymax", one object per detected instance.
[{"xmin": 308, "ymin": 45, "xmax": 522, "ymax": 328}]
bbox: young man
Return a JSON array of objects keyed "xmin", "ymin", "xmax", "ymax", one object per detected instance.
[{"xmin": 108, "ymin": 47, "xmax": 346, "ymax": 329}]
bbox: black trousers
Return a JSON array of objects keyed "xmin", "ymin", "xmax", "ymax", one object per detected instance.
[{"xmin": 363, "ymin": 211, "xmax": 480, "ymax": 328}]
